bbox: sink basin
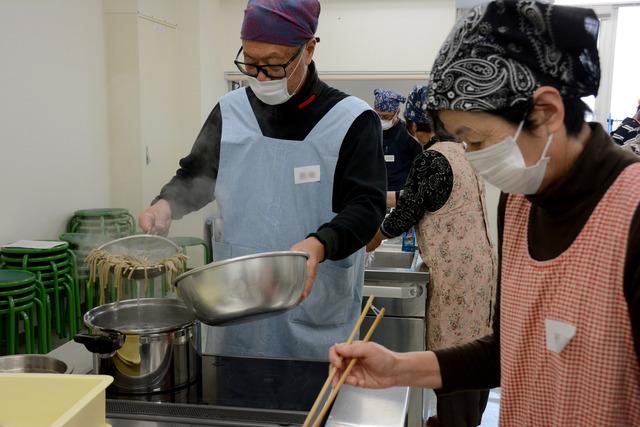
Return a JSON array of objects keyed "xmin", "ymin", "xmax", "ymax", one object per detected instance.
[
  {"xmin": 364, "ymin": 244, "xmax": 428, "ymax": 294},
  {"xmin": 367, "ymin": 250, "xmax": 416, "ymax": 269},
  {"xmin": 363, "ymin": 245, "xmax": 428, "ymax": 329}
]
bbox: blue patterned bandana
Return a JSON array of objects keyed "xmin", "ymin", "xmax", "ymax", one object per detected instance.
[
  {"xmin": 427, "ymin": 0, "xmax": 600, "ymax": 112},
  {"xmin": 404, "ymin": 85, "xmax": 432, "ymax": 125},
  {"xmin": 374, "ymin": 89, "xmax": 406, "ymax": 113}
]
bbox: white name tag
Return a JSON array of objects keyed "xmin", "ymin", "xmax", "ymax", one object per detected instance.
[
  {"xmin": 384, "ymin": 155, "xmax": 395, "ymax": 163},
  {"xmin": 294, "ymin": 165, "xmax": 321, "ymax": 184},
  {"xmin": 545, "ymin": 319, "xmax": 576, "ymax": 353}
]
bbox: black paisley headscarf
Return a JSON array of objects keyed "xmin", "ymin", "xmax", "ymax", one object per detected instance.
[{"xmin": 426, "ymin": 0, "xmax": 601, "ymax": 112}]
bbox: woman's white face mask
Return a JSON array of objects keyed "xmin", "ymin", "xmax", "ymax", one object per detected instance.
[
  {"xmin": 247, "ymin": 53, "xmax": 306, "ymax": 106},
  {"xmin": 464, "ymin": 121, "xmax": 554, "ymax": 195}
]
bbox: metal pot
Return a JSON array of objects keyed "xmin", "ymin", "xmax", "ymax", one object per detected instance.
[
  {"xmin": 0, "ymin": 355, "xmax": 71, "ymax": 374},
  {"xmin": 74, "ymin": 298, "xmax": 199, "ymax": 394}
]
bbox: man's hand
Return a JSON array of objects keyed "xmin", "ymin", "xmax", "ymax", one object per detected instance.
[
  {"xmin": 366, "ymin": 229, "xmax": 385, "ymax": 253},
  {"xmin": 290, "ymin": 236, "xmax": 325, "ymax": 301},
  {"xmin": 138, "ymin": 199, "xmax": 172, "ymax": 236}
]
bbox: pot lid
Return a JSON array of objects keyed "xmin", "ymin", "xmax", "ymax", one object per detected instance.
[{"xmin": 84, "ymin": 298, "xmax": 195, "ymax": 334}]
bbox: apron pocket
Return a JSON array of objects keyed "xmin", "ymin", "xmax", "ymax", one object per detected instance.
[{"xmin": 290, "ymin": 259, "xmax": 356, "ymax": 327}]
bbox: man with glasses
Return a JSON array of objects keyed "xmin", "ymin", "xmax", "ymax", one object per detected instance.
[{"xmin": 138, "ymin": 0, "xmax": 386, "ymax": 360}]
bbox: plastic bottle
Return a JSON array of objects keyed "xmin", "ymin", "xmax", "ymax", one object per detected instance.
[{"xmin": 401, "ymin": 227, "xmax": 417, "ymax": 252}]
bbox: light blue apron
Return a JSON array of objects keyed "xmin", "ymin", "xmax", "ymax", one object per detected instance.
[{"xmin": 204, "ymin": 88, "xmax": 370, "ymax": 361}]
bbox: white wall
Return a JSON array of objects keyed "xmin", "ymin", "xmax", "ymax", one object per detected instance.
[
  {"xmin": 610, "ymin": 5, "xmax": 640, "ymax": 124},
  {"xmin": 0, "ymin": 0, "xmax": 111, "ymax": 244},
  {"xmin": 198, "ymin": 0, "xmax": 229, "ymax": 120},
  {"xmin": 315, "ymin": 0, "xmax": 455, "ymax": 72},
  {"xmin": 206, "ymin": 0, "xmax": 455, "ymax": 74},
  {"xmin": 136, "ymin": 6, "xmax": 181, "ymax": 214},
  {"xmin": 104, "ymin": 0, "xmax": 144, "ymax": 216}
]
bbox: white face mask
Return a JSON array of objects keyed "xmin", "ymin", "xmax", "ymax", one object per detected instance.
[
  {"xmin": 380, "ymin": 119, "xmax": 394, "ymax": 130},
  {"xmin": 380, "ymin": 111, "xmax": 398, "ymax": 131},
  {"xmin": 464, "ymin": 121, "xmax": 554, "ymax": 195},
  {"xmin": 247, "ymin": 53, "xmax": 306, "ymax": 106}
]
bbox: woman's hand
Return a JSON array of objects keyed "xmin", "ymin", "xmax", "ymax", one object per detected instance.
[
  {"xmin": 366, "ymin": 229, "xmax": 385, "ymax": 253},
  {"xmin": 329, "ymin": 343, "xmax": 445, "ymax": 390},
  {"xmin": 329, "ymin": 342, "xmax": 399, "ymax": 389}
]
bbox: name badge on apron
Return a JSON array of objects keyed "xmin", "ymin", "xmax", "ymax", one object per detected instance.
[
  {"xmin": 384, "ymin": 155, "xmax": 395, "ymax": 163},
  {"xmin": 545, "ymin": 319, "xmax": 576, "ymax": 353},
  {"xmin": 294, "ymin": 165, "xmax": 321, "ymax": 184}
]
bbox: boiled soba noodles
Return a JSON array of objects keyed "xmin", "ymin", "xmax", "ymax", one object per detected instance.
[{"xmin": 86, "ymin": 249, "xmax": 188, "ymax": 304}]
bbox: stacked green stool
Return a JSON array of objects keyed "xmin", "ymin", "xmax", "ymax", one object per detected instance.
[
  {"xmin": 59, "ymin": 233, "xmax": 113, "ymax": 313},
  {"xmin": 0, "ymin": 242, "xmax": 78, "ymax": 340},
  {"xmin": 169, "ymin": 236, "xmax": 213, "ymax": 271},
  {"xmin": 0, "ymin": 270, "xmax": 49, "ymax": 355},
  {"xmin": 67, "ymin": 208, "xmax": 135, "ymax": 237}
]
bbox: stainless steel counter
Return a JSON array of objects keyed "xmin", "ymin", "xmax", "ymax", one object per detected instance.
[
  {"xmin": 364, "ymin": 244, "xmax": 430, "ymax": 427},
  {"xmin": 326, "ymin": 385, "xmax": 410, "ymax": 427},
  {"xmin": 105, "ymin": 385, "xmax": 409, "ymax": 427}
]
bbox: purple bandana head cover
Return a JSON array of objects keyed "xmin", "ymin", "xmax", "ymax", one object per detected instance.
[{"xmin": 241, "ymin": 0, "xmax": 321, "ymax": 47}]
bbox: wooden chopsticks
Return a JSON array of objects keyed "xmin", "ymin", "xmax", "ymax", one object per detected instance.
[
  {"xmin": 303, "ymin": 296, "xmax": 385, "ymax": 427},
  {"xmin": 311, "ymin": 307, "xmax": 385, "ymax": 427},
  {"xmin": 303, "ymin": 296, "xmax": 374, "ymax": 427}
]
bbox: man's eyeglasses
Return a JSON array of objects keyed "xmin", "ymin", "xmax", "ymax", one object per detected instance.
[{"xmin": 234, "ymin": 45, "xmax": 304, "ymax": 79}]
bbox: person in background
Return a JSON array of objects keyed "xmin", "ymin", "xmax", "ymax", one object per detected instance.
[
  {"xmin": 404, "ymin": 85, "xmax": 439, "ymax": 144},
  {"xmin": 367, "ymin": 85, "xmax": 497, "ymax": 427},
  {"xmin": 330, "ymin": 2, "xmax": 640, "ymax": 425},
  {"xmin": 386, "ymin": 85, "xmax": 443, "ymax": 206},
  {"xmin": 374, "ymin": 88, "xmax": 422, "ymax": 206},
  {"xmin": 611, "ymin": 101, "xmax": 640, "ymax": 145},
  {"xmin": 138, "ymin": 0, "xmax": 387, "ymax": 360}
]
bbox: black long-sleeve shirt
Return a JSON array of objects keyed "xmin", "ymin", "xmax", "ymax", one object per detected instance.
[
  {"xmin": 156, "ymin": 62, "xmax": 387, "ymax": 261},
  {"xmin": 435, "ymin": 123, "xmax": 640, "ymax": 390},
  {"xmin": 383, "ymin": 121, "xmax": 423, "ymax": 192}
]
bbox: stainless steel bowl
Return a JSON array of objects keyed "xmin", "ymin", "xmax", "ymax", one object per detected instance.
[
  {"xmin": 174, "ymin": 251, "xmax": 308, "ymax": 325},
  {"xmin": 0, "ymin": 355, "xmax": 72, "ymax": 374}
]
